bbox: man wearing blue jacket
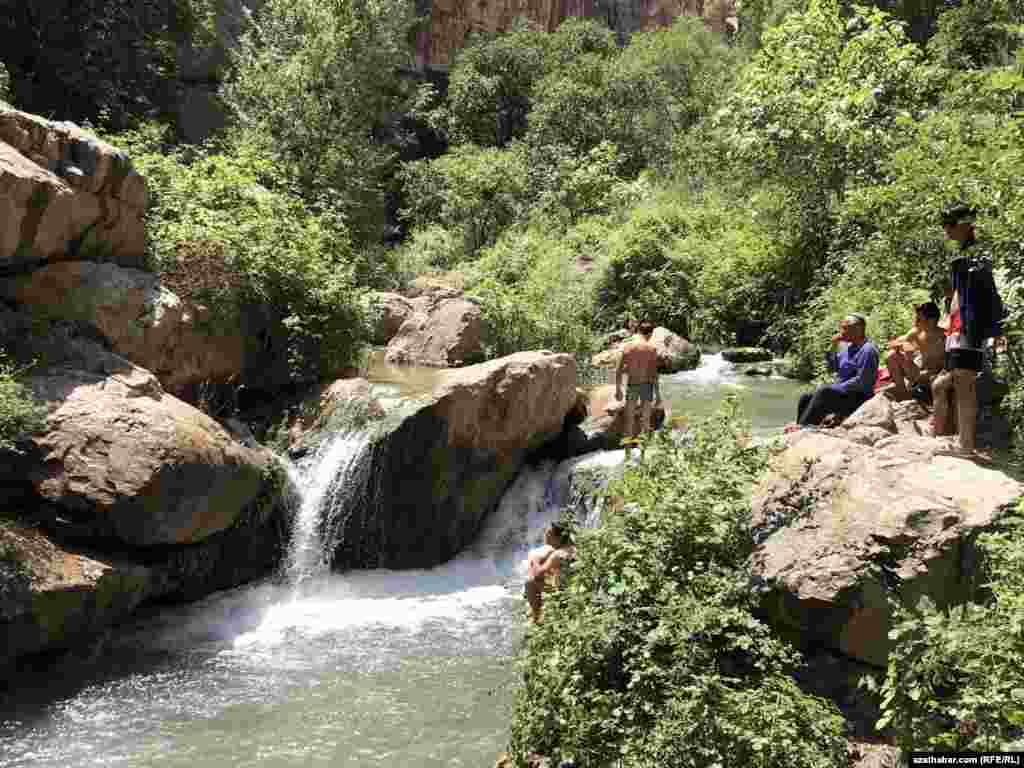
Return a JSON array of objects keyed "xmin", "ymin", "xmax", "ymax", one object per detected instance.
[{"xmin": 785, "ymin": 313, "xmax": 879, "ymax": 431}]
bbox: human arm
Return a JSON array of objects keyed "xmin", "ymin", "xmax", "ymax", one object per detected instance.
[
  {"xmin": 615, "ymin": 349, "xmax": 627, "ymax": 400},
  {"xmin": 532, "ymin": 548, "xmax": 569, "ymax": 578},
  {"xmin": 887, "ymin": 328, "xmax": 916, "ymax": 351}
]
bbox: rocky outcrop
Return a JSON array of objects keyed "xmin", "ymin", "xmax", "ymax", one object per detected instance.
[
  {"xmin": 173, "ymin": 0, "xmax": 265, "ymax": 143},
  {"xmin": 385, "ymin": 294, "xmax": 484, "ymax": 367},
  {"xmin": 0, "ymin": 261, "xmax": 245, "ymax": 398},
  {"xmin": 0, "ymin": 307, "xmax": 285, "ymax": 669},
  {"xmin": 0, "ymin": 107, "xmax": 146, "ymax": 269},
  {"xmin": 750, "ymin": 398, "xmax": 1024, "ymax": 666},
  {"xmin": 0, "ymin": 492, "xmax": 283, "ymax": 672},
  {"xmin": 414, "ymin": 0, "xmax": 736, "ymax": 69},
  {"xmin": 366, "ymin": 291, "xmax": 414, "ymax": 345},
  {"xmin": 591, "ymin": 327, "xmax": 700, "ymax": 373},
  {"xmin": 1, "ymin": 307, "xmax": 272, "ymax": 549},
  {"xmin": 331, "ymin": 351, "xmax": 577, "ymax": 568}
]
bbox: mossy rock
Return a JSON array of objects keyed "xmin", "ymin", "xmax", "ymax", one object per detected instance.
[{"xmin": 721, "ymin": 347, "xmax": 773, "ymax": 363}]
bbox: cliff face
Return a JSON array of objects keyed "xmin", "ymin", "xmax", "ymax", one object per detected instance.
[{"xmin": 413, "ymin": 0, "xmax": 731, "ymax": 69}]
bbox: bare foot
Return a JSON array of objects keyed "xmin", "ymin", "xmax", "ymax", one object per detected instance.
[{"xmin": 934, "ymin": 445, "xmax": 993, "ymax": 463}]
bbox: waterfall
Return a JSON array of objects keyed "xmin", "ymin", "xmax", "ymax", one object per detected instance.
[{"xmin": 282, "ymin": 431, "xmax": 369, "ymax": 583}]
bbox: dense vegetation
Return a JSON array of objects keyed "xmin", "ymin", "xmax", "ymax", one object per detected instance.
[
  {"xmin": 512, "ymin": 405, "xmax": 848, "ymax": 766},
  {"xmin": 2, "ymin": 0, "xmax": 1024, "ymax": 759}
]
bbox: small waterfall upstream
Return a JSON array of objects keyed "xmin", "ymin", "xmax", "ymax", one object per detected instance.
[{"xmin": 282, "ymin": 431, "xmax": 369, "ymax": 583}]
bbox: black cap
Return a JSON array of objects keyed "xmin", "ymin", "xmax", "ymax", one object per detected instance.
[{"xmin": 940, "ymin": 203, "xmax": 976, "ymax": 227}]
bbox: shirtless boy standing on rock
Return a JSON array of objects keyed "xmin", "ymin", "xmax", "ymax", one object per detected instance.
[
  {"xmin": 615, "ymin": 321, "xmax": 662, "ymax": 459},
  {"xmin": 885, "ymin": 301, "xmax": 946, "ymax": 402}
]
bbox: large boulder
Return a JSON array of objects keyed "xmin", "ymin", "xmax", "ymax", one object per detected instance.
[
  {"xmin": 21, "ymin": 333, "xmax": 271, "ymax": 548},
  {"xmin": 331, "ymin": 351, "xmax": 578, "ymax": 569},
  {"xmin": 366, "ymin": 291, "xmax": 414, "ymax": 345},
  {"xmin": 591, "ymin": 327, "xmax": 700, "ymax": 374},
  {"xmin": 0, "ymin": 107, "xmax": 146, "ymax": 269},
  {"xmin": 0, "ymin": 490, "xmax": 283, "ymax": 673},
  {"xmin": 0, "ymin": 261, "xmax": 245, "ymax": 398},
  {"xmin": 750, "ymin": 422, "xmax": 1024, "ymax": 667},
  {"xmin": 385, "ymin": 296, "xmax": 484, "ymax": 367}
]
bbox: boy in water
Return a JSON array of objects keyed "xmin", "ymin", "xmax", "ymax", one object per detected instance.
[
  {"xmin": 524, "ymin": 523, "xmax": 573, "ymax": 625},
  {"xmin": 884, "ymin": 301, "xmax": 945, "ymax": 402}
]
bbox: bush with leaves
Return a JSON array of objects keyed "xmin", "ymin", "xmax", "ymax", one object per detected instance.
[
  {"xmin": 0, "ymin": 351, "xmax": 45, "ymax": 454},
  {"xmin": 114, "ymin": 123, "xmax": 368, "ymax": 383},
  {"xmin": 509, "ymin": 401, "xmax": 848, "ymax": 767},
  {"xmin": 873, "ymin": 500, "xmax": 1024, "ymax": 754},
  {"xmin": 591, "ymin": 195, "xmax": 696, "ymax": 335},
  {"xmin": 400, "ymin": 144, "xmax": 534, "ymax": 261}
]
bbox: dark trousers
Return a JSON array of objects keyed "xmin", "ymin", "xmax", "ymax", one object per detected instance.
[{"xmin": 797, "ymin": 386, "xmax": 868, "ymax": 427}]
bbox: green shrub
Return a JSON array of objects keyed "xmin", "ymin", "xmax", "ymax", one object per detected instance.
[
  {"xmin": 509, "ymin": 402, "xmax": 847, "ymax": 766},
  {"xmin": 0, "ymin": 351, "xmax": 45, "ymax": 453},
  {"xmin": 400, "ymin": 143, "xmax": 534, "ymax": 260},
  {"xmin": 466, "ymin": 224, "xmax": 601, "ymax": 362},
  {"xmin": 874, "ymin": 501, "xmax": 1024, "ymax": 753},
  {"xmin": 591, "ymin": 195, "xmax": 696, "ymax": 334},
  {"xmin": 113, "ymin": 123, "xmax": 368, "ymax": 382}
]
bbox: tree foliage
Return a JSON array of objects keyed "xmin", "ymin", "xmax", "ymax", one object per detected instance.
[{"xmin": 224, "ymin": 0, "xmax": 417, "ymax": 245}]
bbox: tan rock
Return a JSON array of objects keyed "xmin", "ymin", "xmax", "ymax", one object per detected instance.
[
  {"xmin": 366, "ymin": 291, "xmax": 414, "ymax": 345},
  {"xmin": 415, "ymin": 0, "xmax": 732, "ymax": 68},
  {"xmin": 591, "ymin": 326, "xmax": 700, "ymax": 373},
  {"xmin": 26, "ymin": 347, "xmax": 270, "ymax": 548},
  {"xmin": 332, "ymin": 351, "xmax": 578, "ymax": 568},
  {"xmin": 0, "ymin": 107, "xmax": 146, "ymax": 268},
  {"xmin": 385, "ymin": 297, "xmax": 484, "ymax": 367},
  {"xmin": 750, "ymin": 428, "xmax": 1024, "ymax": 667},
  {"xmin": 0, "ymin": 261, "xmax": 244, "ymax": 398}
]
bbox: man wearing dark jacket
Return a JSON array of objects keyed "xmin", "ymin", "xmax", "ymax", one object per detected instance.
[{"xmin": 931, "ymin": 205, "xmax": 1004, "ymax": 455}]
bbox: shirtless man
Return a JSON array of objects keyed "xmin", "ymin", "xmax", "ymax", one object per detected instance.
[
  {"xmin": 885, "ymin": 301, "xmax": 945, "ymax": 402},
  {"xmin": 524, "ymin": 523, "xmax": 573, "ymax": 625},
  {"xmin": 615, "ymin": 321, "xmax": 662, "ymax": 458}
]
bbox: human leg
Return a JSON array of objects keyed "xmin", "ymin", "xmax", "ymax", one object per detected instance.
[
  {"xmin": 952, "ymin": 368, "xmax": 978, "ymax": 452},
  {"xmin": 886, "ymin": 351, "xmax": 913, "ymax": 400},
  {"xmin": 622, "ymin": 398, "xmax": 636, "ymax": 455},
  {"xmin": 797, "ymin": 392, "xmax": 814, "ymax": 423},
  {"xmin": 931, "ymin": 371, "xmax": 954, "ymax": 436}
]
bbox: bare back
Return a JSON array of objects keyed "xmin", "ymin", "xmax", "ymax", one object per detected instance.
[
  {"xmin": 914, "ymin": 326, "xmax": 946, "ymax": 375},
  {"xmin": 620, "ymin": 338, "xmax": 659, "ymax": 384}
]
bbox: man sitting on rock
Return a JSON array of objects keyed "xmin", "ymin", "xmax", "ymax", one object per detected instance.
[
  {"xmin": 615, "ymin": 320, "xmax": 662, "ymax": 458},
  {"xmin": 785, "ymin": 313, "xmax": 879, "ymax": 432},
  {"xmin": 884, "ymin": 301, "xmax": 945, "ymax": 403},
  {"xmin": 524, "ymin": 523, "xmax": 574, "ymax": 625}
]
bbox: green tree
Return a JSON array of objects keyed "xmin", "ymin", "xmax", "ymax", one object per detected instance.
[{"xmin": 224, "ymin": 0, "xmax": 417, "ymax": 245}]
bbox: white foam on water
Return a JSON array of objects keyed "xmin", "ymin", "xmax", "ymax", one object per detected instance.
[{"xmin": 668, "ymin": 352, "xmax": 733, "ymax": 386}]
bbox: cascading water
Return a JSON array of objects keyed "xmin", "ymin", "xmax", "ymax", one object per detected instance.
[{"xmin": 282, "ymin": 432, "xmax": 369, "ymax": 583}]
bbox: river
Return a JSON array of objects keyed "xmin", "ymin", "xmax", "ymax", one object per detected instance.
[{"xmin": 0, "ymin": 354, "xmax": 805, "ymax": 767}]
